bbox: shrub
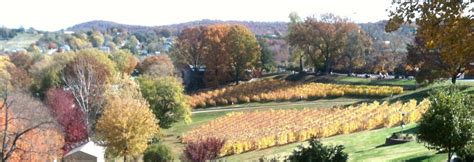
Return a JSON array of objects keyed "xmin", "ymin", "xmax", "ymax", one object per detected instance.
[
  {"xmin": 418, "ymin": 86, "xmax": 473, "ymax": 160},
  {"xmin": 307, "ymin": 94, "xmax": 320, "ymax": 101},
  {"xmin": 188, "ymin": 102, "xmax": 196, "ymax": 108},
  {"xmin": 216, "ymin": 98, "xmax": 229, "ymax": 106},
  {"xmin": 228, "ymin": 97, "xmax": 238, "ymax": 105},
  {"xmin": 238, "ymin": 96, "xmax": 250, "ymax": 103},
  {"xmin": 250, "ymin": 95, "xmax": 261, "ymax": 102},
  {"xmin": 183, "ymin": 138, "xmax": 225, "ymax": 162},
  {"xmin": 143, "ymin": 143, "xmax": 174, "ymax": 162},
  {"xmin": 289, "ymin": 137, "xmax": 348, "ymax": 162},
  {"xmin": 137, "ymin": 76, "xmax": 191, "ymax": 128},
  {"xmin": 259, "ymin": 153, "xmax": 291, "ymax": 162},
  {"xmin": 196, "ymin": 101, "xmax": 206, "ymax": 108},
  {"xmin": 206, "ymin": 100, "xmax": 217, "ymax": 107},
  {"xmin": 268, "ymin": 94, "xmax": 278, "ymax": 102},
  {"xmin": 389, "ymin": 132, "xmax": 414, "ymax": 141},
  {"xmin": 259, "ymin": 94, "xmax": 270, "ymax": 102},
  {"xmin": 300, "ymin": 95, "xmax": 308, "ymax": 100}
]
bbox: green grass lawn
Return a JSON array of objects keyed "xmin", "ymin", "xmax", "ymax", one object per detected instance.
[
  {"xmin": 280, "ymin": 73, "xmax": 417, "ymax": 90},
  {"xmin": 221, "ymin": 124, "xmax": 446, "ymax": 162},
  {"xmin": 384, "ymin": 80, "xmax": 474, "ymax": 103},
  {"xmin": 335, "ymin": 76, "xmax": 473, "ymax": 92},
  {"xmin": 335, "ymin": 76, "xmax": 417, "ymax": 90},
  {"xmin": 193, "ymin": 97, "xmax": 368, "ymax": 113}
]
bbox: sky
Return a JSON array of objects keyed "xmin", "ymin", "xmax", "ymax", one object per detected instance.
[{"xmin": 0, "ymin": 0, "xmax": 393, "ymax": 31}]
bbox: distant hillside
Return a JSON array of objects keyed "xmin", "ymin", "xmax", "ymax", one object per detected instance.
[
  {"xmin": 67, "ymin": 20, "xmax": 288, "ymax": 36},
  {"xmin": 67, "ymin": 20, "xmax": 414, "ymax": 40},
  {"xmin": 360, "ymin": 20, "xmax": 416, "ymax": 51}
]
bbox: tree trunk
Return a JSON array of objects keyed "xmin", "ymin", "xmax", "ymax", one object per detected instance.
[
  {"xmin": 348, "ymin": 60, "xmax": 354, "ymax": 76},
  {"xmin": 235, "ymin": 71, "xmax": 240, "ymax": 85},
  {"xmin": 192, "ymin": 68, "xmax": 197, "ymax": 90},
  {"xmin": 348, "ymin": 66, "xmax": 353, "ymax": 76},
  {"xmin": 451, "ymin": 74, "xmax": 457, "ymax": 84},
  {"xmin": 124, "ymin": 144, "xmax": 128, "ymax": 162},
  {"xmin": 1, "ymin": 102, "xmax": 8, "ymax": 161},
  {"xmin": 323, "ymin": 49, "xmax": 331, "ymax": 75},
  {"xmin": 451, "ymin": 66, "xmax": 464, "ymax": 84},
  {"xmin": 214, "ymin": 68, "xmax": 219, "ymax": 87},
  {"xmin": 324, "ymin": 58, "xmax": 331, "ymax": 75},
  {"xmin": 447, "ymin": 148, "xmax": 452, "ymax": 162},
  {"xmin": 86, "ymin": 115, "xmax": 92, "ymax": 138},
  {"xmin": 299, "ymin": 55, "xmax": 303, "ymax": 73}
]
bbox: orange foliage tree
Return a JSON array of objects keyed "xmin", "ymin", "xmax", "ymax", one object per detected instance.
[
  {"xmin": 173, "ymin": 26, "xmax": 206, "ymax": 90},
  {"xmin": 138, "ymin": 55, "xmax": 175, "ymax": 77},
  {"xmin": 201, "ymin": 24, "xmax": 232, "ymax": 87},
  {"xmin": 0, "ymin": 92, "xmax": 63, "ymax": 161},
  {"xmin": 173, "ymin": 27, "xmax": 206, "ymax": 69},
  {"xmin": 174, "ymin": 24, "xmax": 262, "ymax": 87}
]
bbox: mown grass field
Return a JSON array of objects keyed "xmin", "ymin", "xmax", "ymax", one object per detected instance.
[
  {"xmin": 335, "ymin": 76, "xmax": 417, "ymax": 89},
  {"xmin": 0, "ymin": 33, "xmax": 42, "ymax": 50},
  {"xmin": 160, "ymin": 76, "xmax": 473, "ymax": 161}
]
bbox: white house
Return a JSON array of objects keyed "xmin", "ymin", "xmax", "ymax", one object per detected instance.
[
  {"xmin": 63, "ymin": 141, "xmax": 105, "ymax": 162},
  {"xmin": 64, "ymin": 31, "xmax": 75, "ymax": 35}
]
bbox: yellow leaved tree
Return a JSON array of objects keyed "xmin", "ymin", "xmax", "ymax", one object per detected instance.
[
  {"xmin": 96, "ymin": 76, "xmax": 159, "ymax": 161},
  {"xmin": 386, "ymin": 1, "xmax": 474, "ymax": 84},
  {"xmin": 0, "ymin": 56, "xmax": 14, "ymax": 91}
]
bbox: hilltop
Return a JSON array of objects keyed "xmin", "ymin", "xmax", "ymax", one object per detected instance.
[{"xmin": 67, "ymin": 20, "xmax": 288, "ymax": 36}]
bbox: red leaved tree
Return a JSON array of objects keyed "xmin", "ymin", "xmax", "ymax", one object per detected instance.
[
  {"xmin": 45, "ymin": 88, "xmax": 87, "ymax": 153},
  {"xmin": 183, "ymin": 138, "xmax": 225, "ymax": 162}
]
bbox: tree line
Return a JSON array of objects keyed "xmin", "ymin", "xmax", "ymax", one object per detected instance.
[
  {"xmin": 172, "ymin": 24, "xmax": 261, "ymax": 89},
  {"xmin": 287, "ymin": 13, "xmax": 413, "ymax": 76}
]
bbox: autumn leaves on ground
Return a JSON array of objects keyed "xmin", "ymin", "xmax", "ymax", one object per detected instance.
[{"xmin": 0, "ymin": 0, "xmax": 472, "ymax": 162}]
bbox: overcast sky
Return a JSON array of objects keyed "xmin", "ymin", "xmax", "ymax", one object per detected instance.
[{"xmin": 0, "ymin": 0, "xmax": 393, "ymax": 31}]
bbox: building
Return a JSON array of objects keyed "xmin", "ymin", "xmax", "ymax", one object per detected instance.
[
  {"xmin": 63, "ymin": 31, "xmax": 75, "ymax": 35},
  {"xmin": 179, "ymin": 65, "xmax": 205, "ymax": 91},
  {"xmin": 63, "ymin": 141, "xmax": 105, "ymax": 162}
]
